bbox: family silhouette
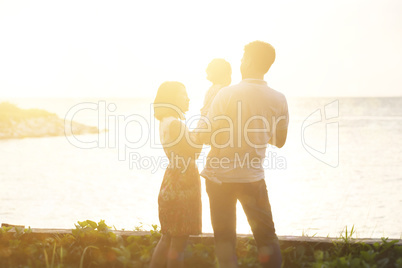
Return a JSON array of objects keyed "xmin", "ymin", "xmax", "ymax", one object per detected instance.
[{"xmin": 151, "ymin": 41, "xmax": 289, "ymax": 268}]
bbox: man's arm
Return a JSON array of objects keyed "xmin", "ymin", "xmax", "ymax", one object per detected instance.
[
  {"xmin": 269, "ymin": 128, "xmax": 287, "ymax": 148},
  {"xmin": 269, "ymin": 98, "xmax": 289, "ymax": 148}
]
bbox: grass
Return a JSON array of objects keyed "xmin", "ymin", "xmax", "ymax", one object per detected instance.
[{"xmin": 0, "ymin": 220, "xmax": 401, "ymax": 267}]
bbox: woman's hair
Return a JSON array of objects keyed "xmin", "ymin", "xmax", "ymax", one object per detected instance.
[
  {"xmin": 206, "ymin": 58, "xmax": 232, "ymax": 85},
  {"xmin": 153, "ymin": 81, "xmax": 186, "ymax": 121}
]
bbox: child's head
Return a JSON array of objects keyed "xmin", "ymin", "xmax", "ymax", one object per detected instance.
[
  {"xmin": 154, "ymin": 81, "xmax": 189, "ymax": 121},
  {"xmin": 206, "ymin": 58, "xmax": 232, "ymax": 86}
]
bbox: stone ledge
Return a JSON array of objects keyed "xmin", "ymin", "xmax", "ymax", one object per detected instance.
[{"xmin": 3, "ymin": 227, "xmax": 401, "ymax": 246}]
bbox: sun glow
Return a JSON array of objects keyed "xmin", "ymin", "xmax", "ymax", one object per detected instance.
[{"xmin": 0, "ymin": 0, "xmax": 401, "ymax": 100}]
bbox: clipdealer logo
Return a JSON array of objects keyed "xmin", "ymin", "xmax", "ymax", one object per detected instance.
[
  {"xmin": 301, "ymin": 100, "xmax": 339, "ymax": 167},
  {"xmin": 63, "ymin": 99, "xmax": 339, "ymax": 170}
]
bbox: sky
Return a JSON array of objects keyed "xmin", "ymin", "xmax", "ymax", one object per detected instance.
[{"xmin": 0, "ymin": 0, "xmax": 401, "ymax": 99}]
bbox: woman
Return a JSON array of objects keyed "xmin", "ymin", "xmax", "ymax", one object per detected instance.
[{"xmin": 150, "ymin": 81, "xmax": 202, "ymax": 268}]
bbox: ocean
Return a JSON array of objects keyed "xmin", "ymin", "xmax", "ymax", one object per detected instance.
[{"xmin": 0, "ymin": 97, "xmax": 401, "ymax": 239}]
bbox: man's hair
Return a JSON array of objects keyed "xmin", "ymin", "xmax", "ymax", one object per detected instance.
[
  {"xmin": 206, "ymin": 58, "xmax": 232, "ymax": 85},
  {"xmin": 244, "ymin": 41, "xmax": 276, "ymax": 75},
  {"xmin": 153, "ymin": 81, "xmax": 186, "ymax": 121}
]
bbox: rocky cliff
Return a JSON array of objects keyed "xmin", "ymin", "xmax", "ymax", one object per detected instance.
[{"xmin": 0, "ymin": 102, "xmax": 99, "ymax": 139}]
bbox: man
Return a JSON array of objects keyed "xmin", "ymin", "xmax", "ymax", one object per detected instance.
[{"xmin": 197, "ymin": 41, "xmax": 289, "ymax": 268}]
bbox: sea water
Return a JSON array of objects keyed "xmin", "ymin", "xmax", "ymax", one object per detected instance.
[{"xmin": 0, "ymin": 97, "xmax": 401, "ymax": 239}]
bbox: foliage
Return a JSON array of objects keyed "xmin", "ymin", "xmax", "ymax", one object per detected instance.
[
  {"xmin": 281, "ymin": 226, "xmax": 402, "ymax": 268},
  {"xmin": 0, "ymin": 221, "xmax": 401, "ymax": 267}
]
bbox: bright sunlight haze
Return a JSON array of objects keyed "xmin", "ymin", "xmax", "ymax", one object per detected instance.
[{"xmin": 1, "ymin": 0, "xmax": 401, "ymax": 98}]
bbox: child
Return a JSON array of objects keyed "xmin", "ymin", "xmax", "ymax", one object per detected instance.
[
  {"xmin": 195, "ymin": 59, "xmax": 232, "ymax": 184},
  {"xmin": 200, "ymin": 58, "xmax": 232, "ymax": 116}
]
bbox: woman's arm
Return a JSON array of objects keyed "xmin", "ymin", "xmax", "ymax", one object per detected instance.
[{"xmin": 167, "ymin": 120, "xmax": 202, "ymax": 157}]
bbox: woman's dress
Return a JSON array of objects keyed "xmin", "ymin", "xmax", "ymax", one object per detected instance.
[{"xmin": 158, "ymin": 116, "xmax": 202, "ymax": 236}]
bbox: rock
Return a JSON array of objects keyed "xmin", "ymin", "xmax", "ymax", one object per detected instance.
[{"xmin": 0, "ymin": 102, "xmax": 100, "ymax": 139}]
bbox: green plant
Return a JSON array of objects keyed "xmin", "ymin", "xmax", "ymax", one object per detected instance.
[{"xmin": 0, "ymin": 221, "xmax": 401, "ymax": 267}]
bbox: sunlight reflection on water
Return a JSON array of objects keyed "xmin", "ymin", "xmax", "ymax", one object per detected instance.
[{"xmin": 1, "ymin": 97, "xmax": 401, "ymax": 238}]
